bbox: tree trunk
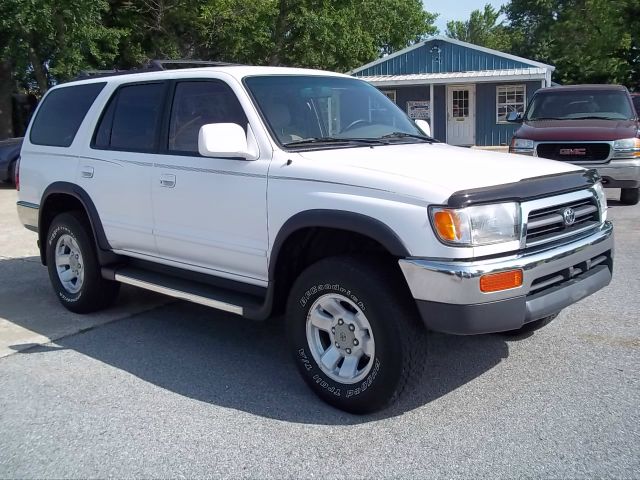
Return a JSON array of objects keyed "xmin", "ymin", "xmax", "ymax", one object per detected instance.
[
  {"xmin": 28, "ymin": 46, "xmax": 49, "ymax": 94},
  {"xmin": 0, "ymin": 60, "xmax": 14, "ymax": 140},
  {"xmin": 269, "ymin": 0, "xmax": 289, "ymax": 65}
]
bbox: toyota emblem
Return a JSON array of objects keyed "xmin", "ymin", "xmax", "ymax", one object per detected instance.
[{"xmin": 563, "ymin": 207, "xmax": 576, "ymax": 226}]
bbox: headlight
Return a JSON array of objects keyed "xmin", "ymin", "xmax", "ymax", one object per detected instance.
[
  {"xmin": 512, "ymin": 138, "xmax": 534, "ymax": 150},
  {"xmin": 613, "ymin": 137, "xmax": 640, "ymax": 158},
  {"xmin": 593, "ymin": 181, "xmax": 608, "ymax": 222},
  {"xmin": 430, "ymin": 202, "xmax": 521, "ymax": 246}
]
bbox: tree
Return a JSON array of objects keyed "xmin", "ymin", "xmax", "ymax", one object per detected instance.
[
  {"xmin": 445, "ymin": 4, "xmax": 512, "ymax": 52},
  {"xmin": 196, "ymin": 0, "xmax": 438, "ymax": 72},
  {"xmin": 504, "ymin": 0, "xmax": 636, "ymax": 86}
]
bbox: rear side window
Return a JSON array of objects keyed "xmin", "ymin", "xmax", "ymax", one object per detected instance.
[
  {"xmin": 30, "ymin": 82, "xmax": 106, "ymax": 147},
  {"xmin": 93, "ymin": 82, "xmax": 165, "ymax": 152}
]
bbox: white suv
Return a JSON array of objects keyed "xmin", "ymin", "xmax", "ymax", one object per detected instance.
[{"xmin": 16, "ymin": 65, "xmax": 614, "ymax": 413}]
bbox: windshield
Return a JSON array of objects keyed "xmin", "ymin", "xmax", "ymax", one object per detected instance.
[
  {"xmin": 244, "ymin": 75, "xmax": 427, "ymax": 147},
  {"xmin": 525, "ymin": 90, "xmax": 635, "ymax": 121}
]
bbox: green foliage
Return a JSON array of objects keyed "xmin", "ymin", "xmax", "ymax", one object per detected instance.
[
  {"xmin": 445, "ymin": 4, "xmax": 512, "ymax": 52},
  {"xmin": 503, "ymin": 0, "xmax": 637, "ymax": 86}
]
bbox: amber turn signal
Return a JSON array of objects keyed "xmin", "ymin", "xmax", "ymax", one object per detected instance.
[
  {"xmin": 479, "ymin": 269, "xmax": 523, "ymax": 293},
  {"xmin": 433, "ymin": 210, "xmax": 461, "ymax": 241}
]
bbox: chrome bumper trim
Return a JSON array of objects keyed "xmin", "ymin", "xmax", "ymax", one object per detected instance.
[
  {"xmin": 399, "ymin": 221, "xmax": 613, "ymax": 305},
  {"xmin": 16, "ymin": 201, "xmax": 39, "ymax": 233}
]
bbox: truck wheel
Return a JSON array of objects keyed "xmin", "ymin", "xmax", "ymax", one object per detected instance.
[
  {"xmin": 45, "ymin": 212, "xmax": 120, "ymax": 313},
  {"xmin": 501, "ymin": 314, "xmax": 558, "ymax": 336},
  {"xmin": 620, "ymin": 188, "xmax": 639, "ymax": 206},
  {"xmin": 5, "ymin": 160, "xmax": 16, "ymax": 185},
  {"xmin": 286, "ymin": 256, "xmax": 427, "ymax": 414}
]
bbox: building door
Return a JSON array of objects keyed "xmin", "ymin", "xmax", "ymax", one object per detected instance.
[{"xmin": 447, "ymin": 85, "xmax": 475, "ymax": 146}]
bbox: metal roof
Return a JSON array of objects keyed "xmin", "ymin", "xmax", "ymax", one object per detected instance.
[
  {"xmin": 350, "ymin": 37, "xmax": 554, "ymax": 75},
  {"xmin": 357, "ymin": 68, "xmax": 548, "ymax": 86}
]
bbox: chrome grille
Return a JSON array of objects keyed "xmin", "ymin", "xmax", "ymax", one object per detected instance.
[{"xmin": 526, "ymin": 196, "xmax": 600, "ymax": 247}]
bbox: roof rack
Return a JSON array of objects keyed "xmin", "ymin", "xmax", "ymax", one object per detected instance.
[{"xmin": 74, "ymin": 59, "xmax": 240, "ymax": 81}]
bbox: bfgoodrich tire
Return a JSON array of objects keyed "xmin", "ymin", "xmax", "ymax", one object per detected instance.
[
  {"xmin": 620, "ymin": 188, "xmax": 639, "ymax": 206},
  {"xmin": 286, "ymin": 256, "xmax": 427, "ymax": 414},
  {"xmin": 45, "ymin": 212, "xmax": 120, "ymax": 313}
]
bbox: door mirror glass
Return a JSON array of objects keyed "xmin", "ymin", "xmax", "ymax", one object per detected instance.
[
  {"xmin": 198, "ymin": 123, "xmax": 258, "ymax": 160},
  {"xmin": 415, "ymin": 119, "xmax": 431, "ymax": 137},
  {"xmin": 506, "ymin": 111, "xmax": 523, "ymax": 123}
]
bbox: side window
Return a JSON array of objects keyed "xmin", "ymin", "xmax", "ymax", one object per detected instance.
[
  {"xmin": 168, "ymin": 81, "xmax": 248, "ymax": 154},
  {"xmin": 93, "ymin": 82, "xmax": 165, "ymax": 152},
  {"xmin": 30, "ymin": 82, "xmax": 106, "ymax": 147}
]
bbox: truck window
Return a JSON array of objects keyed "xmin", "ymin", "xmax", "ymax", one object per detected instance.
[
  {"xmin": 93, "ymin": 82, "xmax": 165, "ymax": 152},
  {"xmin": 168, "ymin": 80, "xmax": 248, "ymax": 154},
  {"xmin": 30, "ymin": 82, "xmax": 106, "ymax": 147}
]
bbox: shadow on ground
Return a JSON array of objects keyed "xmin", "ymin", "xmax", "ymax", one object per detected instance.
[{"xmin": 0, "ymin": 255, "xmax": 515, "ymax": 425}]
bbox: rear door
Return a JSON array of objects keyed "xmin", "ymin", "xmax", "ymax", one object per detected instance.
[
  {"xmin": 150, "ymin": 78, "xmax": 269, "ymax": 284},
  {"xmin": 78, "ymin": 81, "xmax": 168, "ymax": 255}
]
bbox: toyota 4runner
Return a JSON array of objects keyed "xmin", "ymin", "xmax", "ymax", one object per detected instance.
[{"xmin": 17, "ymin": 65, "xmax": 613, "ymax": 413}]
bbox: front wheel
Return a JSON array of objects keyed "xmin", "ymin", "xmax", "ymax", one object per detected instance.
[
  {"xmin": 45, "ymin": 212, "xmax": 120, "ymax": 313},
  {"xmin": 286, "ymin": 256, "xmax": 427, "ymax": 414},
  {"xmin": 620, "ymin": 187, "xmax": 639, "ymax": 206}
]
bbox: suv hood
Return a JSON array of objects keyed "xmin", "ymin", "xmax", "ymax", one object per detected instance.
[
  {"xmin": 297, "ymin": 142, "xmax": 582, "ymax": 203},
  {"xmin": 517, "ymin": 119, "xmax": 638, "ymax": 141}
]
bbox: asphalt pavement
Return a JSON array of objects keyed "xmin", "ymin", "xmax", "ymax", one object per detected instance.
[{"xmin": 0, "ymin": 183, "xmax": 638, "ymax": 478}]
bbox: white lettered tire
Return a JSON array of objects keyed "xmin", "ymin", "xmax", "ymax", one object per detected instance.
[
  {"xmin": 46, "ymin": 212, "xmax": 120, "ymax": 313},
  {"xmin": 286, "ymin": 256, "xmax": 427, "ymax": 414}
]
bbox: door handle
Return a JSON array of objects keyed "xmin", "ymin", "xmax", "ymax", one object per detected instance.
[
  {"xmin": 80, "ymin": 166, "xmax": 94, "ymax": 178},
  {"xmin": 159, "ymin": 173, "xmax": 176, "ymax": 188}
]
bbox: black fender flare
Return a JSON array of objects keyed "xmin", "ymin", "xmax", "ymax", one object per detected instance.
[
  {"xmin": 268, "ymin": 209, "xmax": 410, "ymax": 280},
  {"xmin": 39, "ymin": 182, "xmax": 113, "ymax": 264}
]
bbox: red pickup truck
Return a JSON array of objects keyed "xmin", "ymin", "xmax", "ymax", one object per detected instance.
[{"xmin": 508, "ymin": 84, "xmax": 640, "ymax": 205}]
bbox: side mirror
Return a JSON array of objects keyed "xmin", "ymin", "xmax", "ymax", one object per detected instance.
[
  {"xmin": 506, "ymin": 111, "xmax": 523, "ymax": 123},
  {"xmin": 415, "ymin": 119, "xmax": 431, "ymax": 137},
  {"xmin": 198, "ymin": 123, "xmax": 258, "ymax": 160}
]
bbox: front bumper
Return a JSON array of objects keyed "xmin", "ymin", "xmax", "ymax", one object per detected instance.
[
  {"xmin": 399, "ymin": 222, "xmax": 614, "ymax": 334},
  {"xmin": 590, "ymin": 158, "xmax": 640, "ymax": 188}
]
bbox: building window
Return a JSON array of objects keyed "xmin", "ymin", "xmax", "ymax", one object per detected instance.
[
  {"xmin": 381, "ymin": 90, "xmax": 396, "ymax": 103},
  {"xmin": 496, "ymin": 85, "xmax": 526, "ymax": 123}
]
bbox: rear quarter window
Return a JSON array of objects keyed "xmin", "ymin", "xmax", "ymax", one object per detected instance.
[{"xmin": 29, "ymin": 82, "xmax": 106, "ymax": 147}]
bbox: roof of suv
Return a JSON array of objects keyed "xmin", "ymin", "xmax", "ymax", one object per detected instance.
[
  {"xmin": 537, "ymin": 84, "xmax": 629, "ymax": 93},
  {"xmin": 61, "ymin": 66, "xmax": 350, "ymax": 88}
]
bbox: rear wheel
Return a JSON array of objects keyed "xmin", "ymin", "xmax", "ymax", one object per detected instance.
[
  {"xmin": 286, "ymin": 256, "xmax": 427, "ymax": 414},
  {"xmin": 45, "ymin": 212, "xmax": 120, "ymax": 313},
  {"xmin": 5, "ymin": 160, "xmax": 16, "ymax": 185},
  {"xmin": 620, "ymin": 187, "xmax": 639, "ymax": 206}
]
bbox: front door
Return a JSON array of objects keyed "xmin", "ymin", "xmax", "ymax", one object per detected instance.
[
  {"xmin": 151, "ymin": 79, "xmax": 269, "ymax": 285},
  {"xmin": 447, "ymin": 85, "xmax": 476, "ymax": 146}
]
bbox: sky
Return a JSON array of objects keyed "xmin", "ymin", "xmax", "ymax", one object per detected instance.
[{"xmin": 423, "ymin": 0, "xmax": 506, "ymax": 34}]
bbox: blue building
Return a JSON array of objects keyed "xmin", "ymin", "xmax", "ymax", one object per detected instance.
[{"xmin": 351, "ymin": 37, "xmax": 554, "ymax": 147}]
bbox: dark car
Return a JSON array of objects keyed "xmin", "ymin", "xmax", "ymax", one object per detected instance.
[
  {"xmin": 508, "ymin": 85, "xmax": 640, "ymax": 205},
  {"xmin": 0, "ymin": 137, "xmax": 22, "ymax": 185}
]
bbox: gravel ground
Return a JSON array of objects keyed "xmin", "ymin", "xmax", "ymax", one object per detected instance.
[{"xmin": 0, "ymin": 185, "xmax": 638, "ymax": 479}]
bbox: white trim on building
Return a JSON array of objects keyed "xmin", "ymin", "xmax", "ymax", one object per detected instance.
[
  {"xmin": 356, "ymin": 68, "xmax": 548, "ymax": 87},
  {"xmin": 349, "ymin": 36, "xmax": 555, "ymax": 75}
]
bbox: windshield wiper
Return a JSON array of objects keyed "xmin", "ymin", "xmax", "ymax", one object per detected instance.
[
  {"xmin": 283, "ymin": 137, "xmax": 388, "ymax": 147},
  {"xmin": 571, "ymin": 116, "xmax": 623, "ymax": 120},
  {"xmin": 529, "ymin": 117, "xmax": 565, "ymax": 120},
  {"xmin": 379, "ymin": 132, "xmax": 436, "ymax": 143}
]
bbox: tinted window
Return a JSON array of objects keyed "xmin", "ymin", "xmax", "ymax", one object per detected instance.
[
  {"xmin": 526, "ymin": 89, "xmax": 634, "ymax": 121},
  {"xmin": 168, "ymin": 81, "xmax": 247, "ymax": 153},
  {"xmin": 632, "ymin": 96, "xmax": 640, "ymax": 116},
  {"xmin": 30, "ymin": 82, "xmax": 106, "ymax": 147},
  {"xmin": 94, "ymin": 82, "xmax": 165, "ymax": 151}
]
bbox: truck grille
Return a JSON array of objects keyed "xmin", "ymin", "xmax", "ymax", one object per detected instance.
[
  {"xmin": 536, "ymin": 143, "xmax": 611, "ymax": 162},
  {"xmin": 526, "ymin": 197, "xmax": 600, "ymax": 247}
]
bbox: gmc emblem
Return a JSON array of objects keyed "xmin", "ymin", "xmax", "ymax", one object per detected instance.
[{"xmin": 559, "ymin": 148, "xmax": 587, "ymax": 156}]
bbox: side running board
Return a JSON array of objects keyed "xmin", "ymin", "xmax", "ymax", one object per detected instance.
[{"xmin": 103, "ymin": 266, "xmax": 265, "ymax": 317}]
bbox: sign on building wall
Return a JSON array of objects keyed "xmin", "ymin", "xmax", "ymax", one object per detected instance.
[{"xmin": 407, "ymin": 100, "xmax": 431, "ymax": 120}]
